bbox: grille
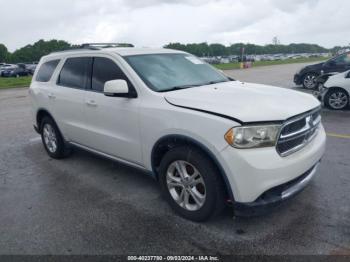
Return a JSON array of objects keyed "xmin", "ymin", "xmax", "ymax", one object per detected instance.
[{"xmin": 277, "ymin": 108, "xmax": 321, "ymax": 156}]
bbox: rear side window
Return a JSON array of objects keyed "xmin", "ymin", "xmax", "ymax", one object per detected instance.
[
  {"xmin": 35, "ymin": 60, "xmax": 60, "ymax": 82},
  {"xmin": 58, "ymin": 57, "xmax": 92, "ymax": 89},
  {"xmin": 91, "ymin": 57, "xmax": 129, "ymax": 92}
]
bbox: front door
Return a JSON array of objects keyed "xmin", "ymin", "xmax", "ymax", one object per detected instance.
[{"xmin": 81, "ymin": 56, "xmax": 143, "ymax": 165}]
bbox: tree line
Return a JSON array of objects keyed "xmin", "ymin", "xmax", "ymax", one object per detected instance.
[
  {"xmin": 0, "ymin": 40, "xmax": 71, "ymax": 63},
  {"xmin": 164, "ymin": 42, "xmax": 345, "ymax": 57},
  {"xmin": 0, "ymin": 39, "xmax": 347, "ymax": 63}
]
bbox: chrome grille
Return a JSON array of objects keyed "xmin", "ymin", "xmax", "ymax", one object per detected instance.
[{"xmin": 277, "ymin": 108, "xmax": 321, "ymax": 157}]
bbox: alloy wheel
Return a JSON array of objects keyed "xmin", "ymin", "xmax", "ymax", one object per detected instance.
[
  {"xmin": 329, "ymin": 91, "xmax": 348, "ymax": 109},
  {"xmin": 166, "ymin": 160, "xmax": 206, "ymax": 211},
  {"xmin": 43, "ymin": 123, "xmax": 58, "ymax": 153},
  {"xmin": 303, "ymin": 74, "xmax": 317, "ymax": 89}
]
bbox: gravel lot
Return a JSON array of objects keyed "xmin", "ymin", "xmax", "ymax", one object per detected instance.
[{"xmin": 0, "ymin": 62, "xmax": 349, "ymax": 255}]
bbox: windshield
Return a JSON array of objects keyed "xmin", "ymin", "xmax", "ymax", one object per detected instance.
[{"xmin": 124, "ymin": 53, "xmax": 229, "ymax": 92}]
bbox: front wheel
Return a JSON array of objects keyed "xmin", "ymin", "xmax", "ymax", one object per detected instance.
[
  {"xmin": 302, "ymin": 73, "xmax": 319, "ymax": 89},
  {"xmin": 324, "ymin": 88, "xmax": 349, "ymax": 110},
  {"xmin": 40, "ymin": 116, "xmax": 70, "ymax": 158},
  {"xmin": 158, "ymin": 146, "xmax": 225, "ymax": 221}
]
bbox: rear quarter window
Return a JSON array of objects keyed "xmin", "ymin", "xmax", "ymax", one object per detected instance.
[{"xmin": 35, "ymin": 59, "xmax": 60, "ymax": 82}]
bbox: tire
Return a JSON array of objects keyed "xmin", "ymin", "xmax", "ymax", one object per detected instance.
[
  {"xmin": 40, "ymin": 116, "xmax": 70, "ymax": 159},
  {"xmin": 158, "ymin": 146, "xmax": 225, "ymax": 222},
  {"xmin": 324, "ymin": 88, "xmax": 349, "ymax": 110},
  {"xmin": 302, "ymin": 73, "xmax": 319, "ymax": 90}
]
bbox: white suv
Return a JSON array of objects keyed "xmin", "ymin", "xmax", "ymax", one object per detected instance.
[{"xmin": 29, "ymin": 44, "xmax": 326, "ymax": 221}]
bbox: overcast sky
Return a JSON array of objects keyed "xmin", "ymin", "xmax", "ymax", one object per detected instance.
[{"xmin": 1, "ymin": 0, "xmax": 349, "ymax": 51}]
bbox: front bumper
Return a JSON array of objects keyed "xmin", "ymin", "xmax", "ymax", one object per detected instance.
[
  {"xmin": 234, "ymin": 161, "xmax": 320, "ymax": 215},
  {"xmin": 293, "ymin": 73, "xmax": 302, "ymax": 85},
  {"xmin": 2, "ymin": 72, "xmax": 13, "ymax": 77},
  {"xmin": 312, "ymin": 84, "xmax": 328, "ymax": 102},
  {"xmin": 218, "ymin": 124, "xmax": 326, "ymax": 203}
]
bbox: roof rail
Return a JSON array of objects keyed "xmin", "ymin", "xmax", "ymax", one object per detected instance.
[
  {"xmin": 48, "ymin": 43, "xmax": 134, "ymax": 55},
  {"xmin": 81, "ymin": 43, "xmax": 134, "ymax": 49}
]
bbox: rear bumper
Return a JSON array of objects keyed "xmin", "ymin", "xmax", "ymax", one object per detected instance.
[{"xmin": 234, "ymin": 161, "xmax": 320, "ymax": 216}]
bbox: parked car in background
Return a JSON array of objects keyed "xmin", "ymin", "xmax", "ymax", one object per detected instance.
[
  {"xmin": 29, "ymin": 45, "xmax": 325, "ymax": 221},
  {"xmin": 25, "ymin": 62, "xmax": 38, "ymax": 75},
  {"xmin": 0, "ymin": 64, "xmax": 16, "ymax": 76},
  {"xmin": 1, "ymin": 64, "xmax": 30, "ymax": 77},
  {"xmin": 316, "ymin": 70, "xmax": 350, "ymax": 110},
  {"xmin": 294, "ymin": 52, "xmax": 350, "ymax": 90}
]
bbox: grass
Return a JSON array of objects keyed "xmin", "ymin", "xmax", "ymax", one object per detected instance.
[
  {"xmin": 0, "ymin": 76, "xmax": 32, "ymax": 89},
  {"xmin": 214, "ymin": 56, "xmax": 328, "ymax": 70}
]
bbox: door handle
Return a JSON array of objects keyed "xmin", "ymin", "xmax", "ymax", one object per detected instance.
[
  {"xmin": 48, "ymin": 93, "xmax": 56, "ymax": 99},
  {"xmin": 85, "ymin": 99, "xmax": 97, "ymax": 107}
]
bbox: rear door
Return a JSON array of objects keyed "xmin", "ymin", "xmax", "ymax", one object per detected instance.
[
  {"xmin": 30, "ymin": 59, "xmax": 61, "ymax": 127},
  {"xmin": 81, "ymin": 55, "xmax": 142, "ymax": 165},
  {"xmin": 52, "ymin": 56, "xmax": 92, "ymax": 143}
]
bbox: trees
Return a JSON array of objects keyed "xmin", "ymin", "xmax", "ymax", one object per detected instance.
[
  {"xmin": 209, "ymin": 43, "xmax": 227, "ymax": 56},
  {"xmin": 0, "ymin": 44, "xmax": 9, "ymax": 62},
  {"xmin": 8, "ymin": 39, "xmax": 71, "ymax": 63},
  {"xmin": 0, "ymin": 39, "xmax": 71, "ymax": 63},
  {"xmin": 164, "ymin": 42, "xmax": 329, "ymax": 56}
]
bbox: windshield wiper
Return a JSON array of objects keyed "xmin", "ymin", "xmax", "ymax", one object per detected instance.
[
  {"xmin": 203, "ymin": 80, "xmax": 230, "ymax": 85},
  {"xmin": 159, "ymin": 79, "xmax": 231, "ymax": 92},
  {"xmin": 159, "ymin": 84, "xmax": 202, "ymax": 92}
]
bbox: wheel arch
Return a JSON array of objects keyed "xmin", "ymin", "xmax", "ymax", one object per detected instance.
[
  {"xmin": 326, "ymin": 86, "xmax": 350, "ymax": 96},
  {"xmin": 151, "ymin": 134, "xmax": 234, "ymax": 201},
  {"xmin": 301, "ymin": 71, "xmax": 320, "ymax": 79},
  {"xmin": 36, "ymin": 108, "xmax": 59, "ymax": 133}
]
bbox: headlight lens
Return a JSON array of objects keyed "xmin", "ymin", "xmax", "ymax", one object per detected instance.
[{"xmin": 225, "ymin": 125, "xmax": 281, "ymax": 148}]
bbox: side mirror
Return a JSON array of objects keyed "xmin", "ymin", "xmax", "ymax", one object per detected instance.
[
  {"xmin": 346, "ymin": 71, "xmax": 350, "ymax": 78},
  {"xmin": 104, "ymin": 79, "xmax": 130, "ymax": 97}
]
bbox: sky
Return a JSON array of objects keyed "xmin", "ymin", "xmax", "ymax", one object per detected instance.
[{"xmin": 0, "ymin": 0, "xmax": 349, "ymax": 52}]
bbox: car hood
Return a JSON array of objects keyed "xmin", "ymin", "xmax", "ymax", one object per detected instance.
[
  {"xmin": 303, "ymin": 62, "xmax": 324, "ymax": 71},
  {"xmin": 164, "ymin": 81, "xmax": 320, "ymax": 123}
]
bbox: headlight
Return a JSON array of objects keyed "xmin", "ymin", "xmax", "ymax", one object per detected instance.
[{"xmin": 224, "ymin": 125, "xmax": 281, "ymax": 148}]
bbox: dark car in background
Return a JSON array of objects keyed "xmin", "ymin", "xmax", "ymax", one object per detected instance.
[
  {"xmin": 25, "ymin": 62, "xmax": 38, "ymax": 75},
  {"xmin": 1, "ymin": 63, "xmax": 30, "ymax": 77},
  {"xmin": 294, "ymin": 52, "xmax": 350, "ymax": 89}
]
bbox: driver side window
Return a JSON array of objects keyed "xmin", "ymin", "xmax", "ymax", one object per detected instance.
[{"xmin": 91, "ymin": 57, "xmax": 129, "ymax": 92}]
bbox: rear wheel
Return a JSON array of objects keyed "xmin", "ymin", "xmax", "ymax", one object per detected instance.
[
  {"xmin": 159, "ymin": 146, "xmax": 225, "ymax": 221},
  {"xmin": 40, "ymin": 116, "xmax": 70, "ymax": 158},
  {"xmin": 324, "ymin": 88, "xmax": 349, "ymax": 110},
  {"xmin": 302, "ymin": 73, "xmax": 318, "ymax": 89}
]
